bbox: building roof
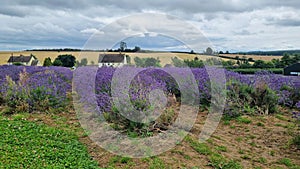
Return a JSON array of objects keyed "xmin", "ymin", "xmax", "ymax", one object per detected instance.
[
  {"xmin": 284, "ymin": 62, "xmax": 300, "ymax": 69},
  {"xmin": 31, "ymin": 60, "xmax": 39, "ymax": 66},
  {"xmin": 8, "ymin": 55, "xmax": 33, "ymax": 63},
  {"xmin": 99, "ymin": 54, "xmax": 125, "ymax": 63}
]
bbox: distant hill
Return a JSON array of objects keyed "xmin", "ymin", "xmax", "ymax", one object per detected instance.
[{"xmin": 233, "ymin": 50, "xmax": 300, "ymax": 56}]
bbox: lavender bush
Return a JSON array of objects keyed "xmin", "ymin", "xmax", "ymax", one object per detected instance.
[
  {"xmin": 73, "ymin": 66, "xmax": 299, "ymax": 135},
  {"xmin": 0, "ymin": 65, "xmax": 72, "ymax": 113},
  {"xmin": 1, "ymin": 65, "xmax": 299, "ymax": 126}
]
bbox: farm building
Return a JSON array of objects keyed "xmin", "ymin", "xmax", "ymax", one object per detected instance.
[
  {"xmin": 7, "ymin": 54, "xmax": 39, "ymax": 66},
  {"xmin": 284, "ymin": 63, "xmax": 300, "ymax": 76},
  {"xmin": 98, "ymin": 54, "xmax": 127, "ymax": 67}
]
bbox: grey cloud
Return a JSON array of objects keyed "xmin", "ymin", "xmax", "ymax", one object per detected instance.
[
  {"xmin": 2, "ymin": 0, "xmax": 300, "ymax": 16},
  {"xmin": 233, "ymin": 29, "xmax": 255, "ymax": 36},
  {"xmin": 0, "ymin": 0, "xmax": 300, "ymax": 51},
  {"xmin": 0, "ymin": 7, "xmax": 27, "ymax": 17},
  {"xmin": 273, "ymin": 19, "xmax": 300, "ymax": 27}
]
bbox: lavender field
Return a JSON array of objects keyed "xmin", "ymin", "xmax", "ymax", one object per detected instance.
[
  {"xmin": 0, "ymin": 65, "xmax": 299, "ymax": 168},
  {"xmin": 0, "ymin": 65, "xmax": 299, "ymax": 123}
]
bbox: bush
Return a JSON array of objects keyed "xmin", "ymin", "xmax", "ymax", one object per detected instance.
[
  {"xmin": 229, "ymin": 68, "xmax": 283, "ymax": 74},
  {"xmin": 293, "ymin": 135, "xmax": 300, "ymax": 149},
  {"xmin": 0, "ymin": 66, "xmax": 72, "ymax": 114},
  {"xmin": 225, "ymin": 80, "xmax": 278, "ymax": 117}
]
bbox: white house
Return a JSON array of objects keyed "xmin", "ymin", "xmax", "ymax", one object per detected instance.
[
  {"xmin": 98, "ymin": 54, "xmax": 127, "ymax": 67},
  {"xmin": 7, "ymin": 54, "xmax": 39, "ymax": 66}
]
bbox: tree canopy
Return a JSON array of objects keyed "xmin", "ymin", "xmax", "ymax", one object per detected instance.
[
  {"xmin": 134, "ymin": 57, "xmax": 161, "ymax": 67},
  {"xmin": 53, "ymin": 54, "xmax": 76, "ymax": 67},
  {"xmin": 43, "ymin": 57, "xmax": 52, "ymax": 67}
]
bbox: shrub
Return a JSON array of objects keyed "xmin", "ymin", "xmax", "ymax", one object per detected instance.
[
  {"xmin": 0, "ymin": 66, "xmax": 72, "ymax": 114},
  {"xmin": 225, "ymin": 80, "xmax": 278, "ymax": 117},
  {"xmin": 293, "ymin": 135, "xmax": 300, "ymax": 149}
]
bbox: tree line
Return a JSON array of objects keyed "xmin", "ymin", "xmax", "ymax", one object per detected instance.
[{"xmin": 43, "ymin": 54, "xmax": 76, "ymax": 67}]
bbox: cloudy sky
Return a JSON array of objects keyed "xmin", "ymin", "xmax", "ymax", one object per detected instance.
[{"xmin": 0, "ymin": 0, "xmax": 300, "ymax": 52}]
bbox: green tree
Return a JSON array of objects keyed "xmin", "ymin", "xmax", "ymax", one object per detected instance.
[
  {"xmin": 134, "ymin": 57, "xmax": 144, "ymax": 67},
  {"xmin": 120, "ymin": 41, "xmax": 127, "ymax": 52},
  {"xmin": 126, "ymin": 55, "xmax": 131, "ymax": 64},
  {"xmin": 205, "ymin": 58, "xmax": 222, "ymax": 65},
  {"xmin": 79, "ymin": 58, "xmax": 88, "ymax": 66},
  {"xmin": 222, "ymin": 60, "xmax": 235, "ymax": 67},
  {"xmin": 205, "ymin": 47, "xmax": 213, "ymax": 55},
  {"xmin": 265, "ymin": 61, "xmax": 275, "ymax": 68},
  {"xmin": 271, "ymin": 59, "xmax": 284, "ymax": 68},
  {"xmin": 134, "ymin": 57, "xmax": 161, "ymax": 67},
  {"xmin": 52, "ymin": 59, "xmax": 63, "ymax": 66},
  {"xmin": 292, "ymin": 53, "xmax": 300, "ymax": 63},
  {"xmin": 144, "ymin": 57, "xmax": 161, "ymax": 67},
  {"xmin": 240, "ymin": 62, "xmax": 252, "ymax": 68},
  {"xmin": 133, "ymin": 46, "xmax": 141, "ymax": 52},
  {"xmin": 184, "ymin": 59, "xmax": 204, "ymax": 68},
  {"xmin": 253, "ymin": 60, "xmax": 265, "ymax": 68},
  {"xmin": 171, "ymin": 57, "xmax": 185, "ymax": 67},
  {"xmin": 54, "ymin": 54, "xmax": 76, "ymax": 67},
  {"xmin": 281, "ymin": 53, "xmax": 293, "ymax": 66},
  {"xmin": 248, "ymin": 58, "xmax": 254, "ymax": 62},
  {"xmin": 43, "ymin": 57, "xmax": 52, "ymax": 66}
]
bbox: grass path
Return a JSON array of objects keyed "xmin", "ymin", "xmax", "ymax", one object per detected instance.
[
  {"xmin": 0, "ymin": 114, "xmax": 100, "ymax": 169},
  {"xmin": 0, "ymin": 108, "xmax": 299, "ymax": 168}
]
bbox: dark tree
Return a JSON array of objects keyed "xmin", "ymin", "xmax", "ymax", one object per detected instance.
[
  {"xmin": 205, "ymin": 47, "xmax": 213, "ymax": 55},
  {"xmin": 134, "ymin": 57, "xmax": 144, "ymax": 67},
  {"xmin": 126, "ymin": 55, "xmax": 131, "ymax": 64},
  {"xmin": 54, "ymin": 54, "xmax": 76, "ymax": 67},
  {"xmin": 144, "ymin": 57, "xmax": 161, "ymax": 67},
  {"xmin": 253, "ymin": 60, "xmax": 265, "ymax": 68},
  {"xmin": 52, "ymin": 59, "xmax": 63, "ymax": 66},
  {"xmin": 133, "ymin": 46, "xmax": 141, "ymax": 52},
  {"xmin": 184, "ymin": 59, "xmax": 204, "ymax": 68},
  {"xmin": 171, "ymin": 57, "xmax": 185, "ymax": 67},
  {"xmin": 79, "ymin": 58, "xmax": 88, "ymax": 66},
  {"xmin": 43, "ymin": 57, "xmax": 52, "ymax": 66},
  {"xmin": 248, "ymin": 58, "xmax": 254, "ymax": 62},
  {"xmin": 134, "ymin": 57, "xmax": 161, "ymax": 67},
  {"xmin": 120, "ymin": 41, "xmax": 127, "ymax": 52}
]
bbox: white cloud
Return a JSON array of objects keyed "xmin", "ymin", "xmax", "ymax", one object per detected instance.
[{"xmin": 0, "ymin": 0, "xmax": 299, "ymax": 51}]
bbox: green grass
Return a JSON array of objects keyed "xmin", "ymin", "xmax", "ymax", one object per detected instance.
[
  {"xmin": 223, "ymin": 120, "xmax": 231, "ymax": 125},
  {"xmin": 0, "ymin": 117, "xmax": 99, "ymax": 168},
  {"xmin": 275, "ymin": 114, "xmax": 288, "ymax": 121},
  {"xmin": 185, "ymin": 136, "xmax": 212, "ymax": 155},
  {"xmin": 256, "ymin": 122, "xmax": 265, "ymax": 127},
  {"xmin": 236, "ymin": 116, "xmax": 252, "ymax": 124},
  {"xmin": 208, "ymin": 153, "xmax": 242, "ymax": 169},
  {"xmin": 216, "ymin": 146, "xmax": 227, "ymax": 152},
  {"xmin": 149, "ymin": 157, "xmax": 167, "ymax": 169},
  {"xmin": 277, "ymin": 158, "xmax": 293, "ymax": 167},
  {"xmin": 257, "ymin": 157, "xmax": 267, "ymax": 164}
]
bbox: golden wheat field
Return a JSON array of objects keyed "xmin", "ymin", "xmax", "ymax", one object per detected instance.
[
  {"xmin": 0, "ymin": 51, "xmax": 283, "ymax": 66},
  {"xmin": 0, "ymin": 51, "xmax": 219, "ymax": 66},
  {"xmin": 221, "ymin": 54, "xmax": 283, "ymax": 61}
]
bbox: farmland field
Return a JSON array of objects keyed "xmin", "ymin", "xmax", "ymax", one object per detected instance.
[
  {"xmin": 221, "ymin": 54, "xmax": 283, "ymax": 62},
  {"xmin": 0, "ymin": 65, "xmax": 299, "ymax": 168},
  {"xmin": 0, "ymin": 51, "xmax": 220, "ymax": 66},
  {"xmin": 0, "ymin": 51, "xmax": 278, "ymax": 67}
]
